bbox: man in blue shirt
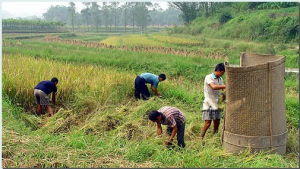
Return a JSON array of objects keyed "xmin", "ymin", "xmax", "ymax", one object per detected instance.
[
  {"xmin": 134, "ymin": 73, "xmax": 166, "ymax": 100},
  {"xmin": 34, "ymin": 77, "xmax": 58, "ymax": 116}
]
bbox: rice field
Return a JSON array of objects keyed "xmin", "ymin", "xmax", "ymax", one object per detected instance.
[
  {"xmin": 151, "ymin": 35, "xmax": 203, "ymax": 46},
  {"xmin": 100, "ymin": 34, "xmax": 166, "ymax": 47},
  {"xmin": 2, "ymin": 32, "xmax": 299, "ymax": 168},
  {"xmin": 100, "ymin": 36, "xmax": 122, "ymax": 46}
]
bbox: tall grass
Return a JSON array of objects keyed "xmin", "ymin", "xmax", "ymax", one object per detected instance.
[
  {"xmin": 3, "ymin": 55, "xmax": 134, "ymax": 110},
  {"xmin": 2, "ymin": 54, "xmax": 205, "ymax": 110}
]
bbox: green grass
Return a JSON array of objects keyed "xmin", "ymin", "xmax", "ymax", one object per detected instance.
[
  {"xmin": 2, "ymin": 95, "xmax": 299, "ymax": 168},
  {"xmin": 2, "ymin": 32, "xmax": 299, "ymax": 168}
]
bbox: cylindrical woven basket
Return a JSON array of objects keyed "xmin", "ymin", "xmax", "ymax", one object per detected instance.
[{"xmin": 223, "ymin": 53, "xmax": 287, "ymax": 154}]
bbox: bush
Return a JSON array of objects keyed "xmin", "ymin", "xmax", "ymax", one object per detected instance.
[
  {"xmin": 190, "ymin": 25, "xmax": 203, "ymax": 35},
  {"xmin": 219, "ymin": 11, "xmax": 233, "ymax": 24},
  {"xmin": 167, "ymin": 25, "xmax": 185, "ymax": 34},
  {"xmin": 257, "ymin": 2, "xmax": 298, "ymax": 9},
  {"xmin": 266, "ymin": 16, "xmax": 299, "ymax": 42}
]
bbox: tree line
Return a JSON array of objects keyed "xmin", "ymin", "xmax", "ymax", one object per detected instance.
[
  {"xmin": 43, "ymin": 2, "xmax": 183, "ymax": 32},
  {"xmin": 4, "ymin": 2, "xmax": 297, "ymax": 33}
]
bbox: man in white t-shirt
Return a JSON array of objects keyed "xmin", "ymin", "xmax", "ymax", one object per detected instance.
[{"xmin": 200, "ymin": 63, "xmax": 226, "ymax": 139}]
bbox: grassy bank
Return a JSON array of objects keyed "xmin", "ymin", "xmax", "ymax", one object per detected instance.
[{"xmin": 170, "ymin": 7, "xmax": 299, "ymax": 43}]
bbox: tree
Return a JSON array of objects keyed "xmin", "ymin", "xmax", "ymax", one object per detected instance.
[
  {"xmin": 43, "ymin": 5, "xmax": 69, "ymax": 23},
  {"xmin": 149, "ymin": 3, "xmax": 163, "ymax": 27},
  {"xmin": 68, "ymin": 2, "xmax": 76, "ymax": 32},
  {"xmin": 135, "ymin": 3, "xmax": 152, "ymax": 31},
  {"xmin": 128, "ymin": 2, "xmax": 152, "ymax": 32},
  {"xmin": 91, "ymin": 2, "xmax": 100, "ymax": 32},
  {"xmin": 81, "ymin": 2, "xmax": 91, "ymax": 31},
  {"xmin": 130, "ymin": 3, "xmax": 136, "ymax": 32},
  {"xmin": 102, "ymin": 2, "xmax": 111, "ymax": 31},
  {"xmin": 111, "ymin": 2, "xmax": 120, "ymax": 32},
  {"xmin": 122, "ymin": 2, "xmax": 131, "ymax": 32},
  {"xmin": 170, "ymin": 2, "xmax": 200, "ymax": 24}
]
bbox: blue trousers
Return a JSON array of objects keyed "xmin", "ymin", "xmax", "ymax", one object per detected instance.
[{"xmin": 134, "ymin": 76, "xmax": 150, "ymax": 100}]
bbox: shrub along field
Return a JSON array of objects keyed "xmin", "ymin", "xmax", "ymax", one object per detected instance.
[{"xmin": 2, "ymin": 32, "xmax": 299, "ymax": 167}]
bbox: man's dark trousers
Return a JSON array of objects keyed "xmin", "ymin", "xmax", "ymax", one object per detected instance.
[
  {"xmin": 134, "ymin": 76, "xmax": 150, "ymax": 100},
  {"xmin": 166, "ymin": 122, "xmax": 186, "ymax": 148}
]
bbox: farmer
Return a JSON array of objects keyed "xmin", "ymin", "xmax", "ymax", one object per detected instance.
[
  {"xmin": 200, "ymin": 63, "xmax": 226, "ymax": 139},
  {"xmin": 34, "ymin": 77, "xmax": 58, "ymax": 117},
  {"xmin": 148, "ymin": 106, "xmax": 186, "ymax": 148},
  {"xmin": 134, "ymin": 72, "xmax": 166, "ymax": 100}
]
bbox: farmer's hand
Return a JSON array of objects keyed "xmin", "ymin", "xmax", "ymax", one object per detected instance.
[
  {"xmin": 164, "ymin": 139, "xmax": 173, "ymax": 146},
  {"xmin": 164, "ymin": 141, "xmax": 171, "ymax": 146},
  {"xmin": 157, "ymin": 127, "xmax": 162, "ymax": 136}
]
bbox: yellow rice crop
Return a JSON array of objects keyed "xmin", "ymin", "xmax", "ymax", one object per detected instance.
[
  {"xmin": 121, "ymin": 35, "xmax": 165, "ymax": 47},
  {"xmin": 151, "ymin": 35, "xmax": 202, "ymax": 46},
  {"xmin": 2, "ymin": 54, "xmax": 134, "ymax": 109},
  {"xmin": 100, "ymin": 36, "xmax": 121, "ymax": 46}
]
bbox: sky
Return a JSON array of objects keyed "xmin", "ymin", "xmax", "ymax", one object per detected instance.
[{"xmin": 2, "ymin": 1, "xmax": 169, "ymax": 19}]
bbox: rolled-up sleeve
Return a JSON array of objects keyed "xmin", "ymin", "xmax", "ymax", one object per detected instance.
[{"xmin": 206, "ymin": 75, "xmax": 214, "ymax": 85}]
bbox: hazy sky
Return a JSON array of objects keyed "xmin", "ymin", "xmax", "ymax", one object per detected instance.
[{"xmin": 2, "ymin": 1, "xmax": 169, "ymax": 19}]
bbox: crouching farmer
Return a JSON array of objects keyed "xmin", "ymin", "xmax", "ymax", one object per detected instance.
[
  {"xmin": 200, "ymin": 63, "xmax": 226, "ymax": 139},
  {"xmin": 149, "ymin": 106, "xmax": 186, "ymax": 148},
  {"xmin": 34, "ymin": 77, "xmax": 58, "ymax": 117},
  {"xmin": 134, "ymin": 73, "xmax": 166, "ymax": 100}
]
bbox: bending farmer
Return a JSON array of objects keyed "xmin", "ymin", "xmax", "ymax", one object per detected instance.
[
  {"xmin": 34, "ymin": 77, "xmax": 58, "ymax": 117},
  {"xmin": 149, "ymin": 106, "xmax": 186, "ymax": 148},
  {"xmin": 134, "ymin": 73, "xmax": 166, "ymax": 100},
  {"xmin": 200, "ymin": 63, "xmax": 226, "ymax": 139}
]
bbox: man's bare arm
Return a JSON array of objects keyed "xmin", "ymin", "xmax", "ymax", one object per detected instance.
[
  {"xmin": 151, "ymin": 85, "xmax": 160, "ymax": 96},
  {"xmin": 167, "ymin": 125, "xmax": 177, "ymax": 143},
  {"xmin": 52, "ymin": 92, "xmax": 56, "ymax": 105},
  {"xmin": 157, "ymin": 122, "xmax": 162, "ymax": 136},
  {"xmin": 209, "ymin": 82, "xmax": 225, "ymax": 90}
]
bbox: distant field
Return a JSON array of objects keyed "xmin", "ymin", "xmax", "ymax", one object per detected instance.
[
  {"xmin": 2, "ymin": 32, "xmax": 299, "ymax": 168},
  {"xmin": 5, "ymin": 31, "xmax": 298, "ymax": 68}
]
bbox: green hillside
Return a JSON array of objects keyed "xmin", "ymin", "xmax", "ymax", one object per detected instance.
[{"xmin": 170, "ymin": 6, "xmax": 299, "ymax": 43}]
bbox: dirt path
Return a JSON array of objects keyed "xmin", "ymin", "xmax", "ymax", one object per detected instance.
[
  {"xmin": 231, "ymin": 64, "xmax": 298, "ymax": 73},
  {"xmin": 285, "ymin": 68, "xmax": 299, "ymax": 73}
]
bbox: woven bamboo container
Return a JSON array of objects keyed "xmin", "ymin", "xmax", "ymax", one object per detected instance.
[{"xmin": 223, "ymin": 53, "xmax": 287, "ymax": 154}]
